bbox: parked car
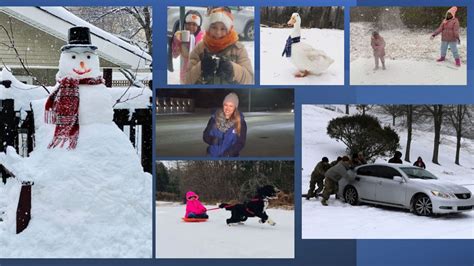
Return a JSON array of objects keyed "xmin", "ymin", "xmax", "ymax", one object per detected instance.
[
  {"xmin": 337, "ymin": 163, "xmax": 474, "ymax": 216},
  {"xmin": 167, "ymin": 6, "xmax": 254, "ymax": 40}
]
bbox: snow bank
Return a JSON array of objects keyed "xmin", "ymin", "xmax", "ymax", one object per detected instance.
[
  {"xmin": 156, "ymin": 202, "xmax": 294, "ymax": 258},
  {"xmin": 302, "ymin": 105, "xmax": 474, "ymax": 239},
  {"xmin": 260, "ymin": 27, "xmax": 344, "ymax": 85},
  {"xmin": 0, "ymin": 91, "xmax": 152, "ymax": 258},
  {"xmin": 0, "ymin": 68, "xmax": 51, "ymax": 111},
  {"xmin": 350, "ymin": 22, "xmax": 467, "ymax": 85}
]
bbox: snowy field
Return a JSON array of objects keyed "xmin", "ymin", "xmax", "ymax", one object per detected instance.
[
  {"xmin": 350, "ymin": 22, "xmax": 467, "ymax": 85},
  {"xmin": 302, "ymin": 105, "xmax": 474, "ymax": 239},
  {"xmin": 156, "ymin": 202, "xmax": 294, "ymax": 258},
  {"xmin": 260, "ymin": 27, "xmax": 344, "ymax": 85},
  {"xmin": 167, "ymin": 41, "xmax": 255, "ymax": 85}
]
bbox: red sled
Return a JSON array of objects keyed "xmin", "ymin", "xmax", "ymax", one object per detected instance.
[{"xmin": 182, "ymin": 217, "xmax": 208, "ymax": 223}]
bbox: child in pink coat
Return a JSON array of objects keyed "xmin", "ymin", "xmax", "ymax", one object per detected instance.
[
  {"xmin": 430, "ymin": 6, "xmax": 461, "ymax": 66},
  {"xmin": 185, "ymin": 191, "xmax": 208, "ymax": 219},
  {"xmin": 371, "ymin": 31, "xmax": 386, "ymax": 70},
  {"xmin": 172, "ymin": 10, "xmax": 205, "ymax": 84}
]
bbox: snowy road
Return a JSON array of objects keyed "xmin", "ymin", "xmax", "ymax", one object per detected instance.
[
  {"xmin": 302, "ymin": 105, "xmax": 474, "ymax": 239},
  {"xmin": 156, "ymin": 112, "xmax": 294, "ymax": 157},
  {"xmin": 260, "ymin": 27, "xmax": 344, "ymax": 85},
  {"xmin": 156, "ymin": 202, "xmax": 294, "ymax": 258}
]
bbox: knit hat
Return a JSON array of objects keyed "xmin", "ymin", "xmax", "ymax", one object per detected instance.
[
  {"xmin": 185, "ymin": 11, "xmax": 202, "ymax": 26},
  {"xmin": 446, "ymin": 6, "xmax": 458, "ymax": 18},
  {"xmin": 223, "ymin": 92, "xmax": 239, "ymax": 108},
  {"xmin": 205, "ymin": 7, "xmax": 234, "ymax": 31}
]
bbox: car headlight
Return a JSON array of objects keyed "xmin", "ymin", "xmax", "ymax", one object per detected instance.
[{"xmin": 431, "ymin": 190, "xmax": 453, "ymax": 199}]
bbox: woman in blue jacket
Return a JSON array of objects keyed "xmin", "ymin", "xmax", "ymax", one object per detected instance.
[{"xmin": 203, "ymin": 92, "xmax": 247, "ymax": 157}]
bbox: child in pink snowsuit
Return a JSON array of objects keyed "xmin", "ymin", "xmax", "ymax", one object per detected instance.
[
  {"xmin": 172, "ymin": 10, "xmax": 205, "ymax": 84},
  {"xmin": 371, "ymin": 31, "xmax": 386, "ymax": 70},
  {"xmin": 185, "ymin": 191, "xmax": 208, "ymax": 219},
  {"xmin": 431, "ymin": 6, "xmax": 461, "ymax": 66}
]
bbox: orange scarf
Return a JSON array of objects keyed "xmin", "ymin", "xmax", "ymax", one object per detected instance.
[{"xmin": 203, "ymin": 29, "xmax": 238, "ymax": 53}]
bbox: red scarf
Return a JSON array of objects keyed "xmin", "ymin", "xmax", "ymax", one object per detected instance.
[
  {"xmin": 44, "ymin": 77, "xmax": 104, "ymax": 149},
  {"xmin": 203, "ymin": 29, "xmax": 239, "ymax": 53}
]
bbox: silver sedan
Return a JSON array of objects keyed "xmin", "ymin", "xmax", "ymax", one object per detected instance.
[{"xmin": 337, "ymin": 163, "xmax": 474, "ymax": 216}]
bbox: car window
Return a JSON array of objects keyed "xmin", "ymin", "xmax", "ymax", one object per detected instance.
[
  {"xmin": 374, "ymin": 166, "xmax": 402, "ymax": 179},
  {"xmin": 356, "ymin": 166, "xmax": 377, "ymax": 176},
  {"xmin": 400, "ymin": 167, "xmax": 438, "ymax": 180}
]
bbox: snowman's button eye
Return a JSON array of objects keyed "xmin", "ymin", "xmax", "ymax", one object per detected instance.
[
  {"xmin": 87, "ymin": 55, "xmax": 91, "ymax": 59},
  {"xmin": 72, "ymin": 55, "xmax": 76, "ymax": 59}
]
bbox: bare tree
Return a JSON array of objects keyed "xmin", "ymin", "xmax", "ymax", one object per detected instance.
[
  {"xmin": 0, "ymin": 19, "xmax": 50, "ymax": 94},
  {"xmin": 68, "ymin": 6, "xmax": 152, "ymax": 56},
  {"xmin": 424, "ymin": 105, "xmax": 443, "ymax": 165},
  {"xmin": 404, "ymin": 105, "xmax": 413, "ymax": 162},
  {"xmin": 381, "ymin": 105, "xmax": 405, "ymax": 126},
  {"xmin": 446, "ymin": 105, "xmax": 471, "ymax": 165},
  {"xmin": 356, "ymin": 104, "xmax": 372, "ymax": 115}
]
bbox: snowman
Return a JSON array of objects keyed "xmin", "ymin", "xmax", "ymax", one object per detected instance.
[
  {"xmin": 45, "ymin": 26, "xmax": 113, "ymax": 149},
  {"xmin": 0, "ymin": 27, "xmax": 151, "ymax": 257}
]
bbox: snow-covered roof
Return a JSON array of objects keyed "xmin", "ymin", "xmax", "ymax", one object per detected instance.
[{"xmin": 0, "ymin": 7, "xmax": 151, "ymax": 70}]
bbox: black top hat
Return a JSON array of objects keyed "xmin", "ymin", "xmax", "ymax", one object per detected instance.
[{"xmin": 61, "ymin": 26, "xmax": 97, "ymax": 51}]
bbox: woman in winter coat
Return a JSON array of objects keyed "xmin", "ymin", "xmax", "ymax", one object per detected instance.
[
  {"xmin": 431, "ymin": 6, "xmax": 461, "ymax": 67},
  {"xmin": 413, "ymin": 156, "xmax": 426, "ymax": 169},
  {"xmin": 186, "ymin": 7, "xmax": 254, "ymax": 84},
  {"xmin": 185, "ymin": 191, "xmax": 208, "ymax": 219},
  {"xmin": 371, "ymin": 31, "xmax": 386, "ymax": 70},
  {"xmin": 171, "ymin": 10, "xmax": 205, "ymax": 84},
  {"xmin": 203, "ymin": 92, "xmax": 247, "ymax": 157}
]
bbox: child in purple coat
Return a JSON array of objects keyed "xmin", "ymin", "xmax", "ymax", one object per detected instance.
[
  {"xmin": 185, "ymin": 191, "xmax": 208, "ymax": 219},
  {"xmin": 371, "ymin": 31, "xmax": 386, "ymax": 70}
]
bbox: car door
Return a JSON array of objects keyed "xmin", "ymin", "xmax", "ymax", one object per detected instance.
[
  {"xmin": 353, "ymin": 165, "xmax": 378, "ymax": 201},
  {"xmin": 374, "ymin": 166, "xmax": 406, "ymax": 206}
]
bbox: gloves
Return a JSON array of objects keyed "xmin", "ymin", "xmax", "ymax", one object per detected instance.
[
  {"xmin": 216, "ymin": 59, "xmax": 234, "ymax": 82},
  {"xmin": 201, "ymin": 49, "xmax": 217, "ymax": 79}
]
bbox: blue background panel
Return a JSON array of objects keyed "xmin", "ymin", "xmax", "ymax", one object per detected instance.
[{"xmin": 1, "ymin": 0, "xmax": 473, "ymax": 265}]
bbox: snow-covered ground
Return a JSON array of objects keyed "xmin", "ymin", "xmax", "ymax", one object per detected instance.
[
  {"xmin": 156, "ymin": 202, "xmax": 294, "ymax": 258},
  {"xmin": 350, "ymin": 22, "xmax": 467, "ymax": 85},
  {"xmin": 302, "ymin": 105, "xmax": 474, "ymax": 239},
  {"xmin": 167, "ymin": 40, "xmax": 255, "ymax": 85},
  {"xmin": 260, "ymin": 27, "xmax": 344, "ymax": 85}
]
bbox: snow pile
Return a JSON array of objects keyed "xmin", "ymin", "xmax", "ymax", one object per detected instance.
[
  {"xmin": 260, "ymin": 27, "xmax": 344, "ymax": 85},
  {"xmin": 0, "ymin": 68, "xmax": 51, "ymax": 111},
  {"xmin": 0, "ymin": 95, "xmax": 152, "ymax": 258},
  {"xmin": 156, "ymin": 202, "xmax": 294, "ymax": 258},
  {"xmin": 167, "ymin": 41, "xmax": 255, "ymax": 84},
  {"xmin": 350, "ymin": 22, "xmax": 467, "ymax": 85},
  {"xmin": 302, "ymin": 105, "xmax": 474, "ymax": 239}
]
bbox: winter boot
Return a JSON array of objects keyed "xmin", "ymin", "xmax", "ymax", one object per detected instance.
[
  {"xmin": 455, "ymin": 58, "xmax": 461, "ymax": 67},
  {"xmin": 436, "ymin": 56, "xmax": 446, "ymax": 62},
  {"xmin": 321, "ymin": 199, "xmax": 328, "ymax": 206}
]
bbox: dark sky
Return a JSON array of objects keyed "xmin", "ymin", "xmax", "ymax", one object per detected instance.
[{"xmin": 156, "ymin": 89, "xmax": 294, "ymax": 109}]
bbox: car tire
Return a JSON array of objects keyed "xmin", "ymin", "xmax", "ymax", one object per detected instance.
[
  {"xmin": 344, "ymin": 186, "xmax": 359, "ymax": 206},
  {"xmin": 413, "ymin": 194, "xmax": 433, "ymax": 216},
  {"xmin": 244, "ymin": 20, "xmax": 254, "ymax": 41}
]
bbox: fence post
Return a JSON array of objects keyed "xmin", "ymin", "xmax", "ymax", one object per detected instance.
[
  {"xmin": 17, "ymin": 181, "xmax": 33, "ymax": 234},
  {"xmin": 0, "ymin": 99, "xmax": 16, "ymax": 152},
  {"xmin": 135, "ymin": 108, "xmax": 152, "ymax": 173}
]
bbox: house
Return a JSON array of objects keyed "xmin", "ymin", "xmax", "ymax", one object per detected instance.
[{"xmin": 0, "ymin": 7, "xmax": 152, "ymax": 86}]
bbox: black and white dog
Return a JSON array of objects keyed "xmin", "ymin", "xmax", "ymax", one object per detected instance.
[{"xmin": 219, "ymin": 185, "xmax": 280, "ymax": 226}]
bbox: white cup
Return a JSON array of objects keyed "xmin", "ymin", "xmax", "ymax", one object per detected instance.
[{"xmin": 181, "ymin": 30, "xmax": 191, "ymax": 43}]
